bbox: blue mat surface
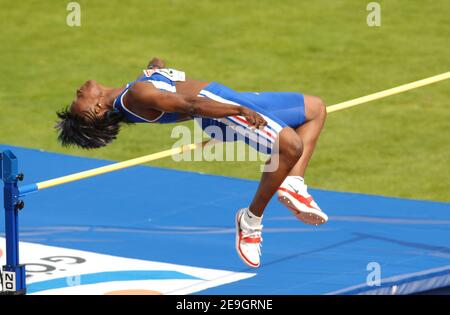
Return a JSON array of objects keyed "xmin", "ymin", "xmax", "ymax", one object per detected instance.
[{"xmin": 1, "ymin": 144, "xmax": 450, "ymax": 294}]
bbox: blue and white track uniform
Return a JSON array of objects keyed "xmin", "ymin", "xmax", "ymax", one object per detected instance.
[{"xmin": 113, "ymin": 69, "xmax": 306, "ymax": 154}]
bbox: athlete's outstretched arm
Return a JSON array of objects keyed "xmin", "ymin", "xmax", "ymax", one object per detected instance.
[{"xmin": 126, "ymin": 82, "xmax": 267, "ymax": 128}]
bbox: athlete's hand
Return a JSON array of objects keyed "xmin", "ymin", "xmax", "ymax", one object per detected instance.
[
  {"xmin": 239, "ymin": 107, "xmax": 267, "ymax": 129},
  {"xmin": 147, "ymin": 57, "xmax": 165, "ymax": 69}
]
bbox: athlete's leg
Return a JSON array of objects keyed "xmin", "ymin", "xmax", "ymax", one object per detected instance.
[
  {"xmin": 236, "ymin": 126, "xmax": 302, "ymax": 268},
  {"xmin": 196, "ymin": 83, "xmax": 308, "ymax": 267},
  {"xmin": 248, "ymin": 127, "xmax": 303, "ymax": 217},
  {"xmin": 288, "ymin": 95, "xmax": 327, "ymax": 177},
  {"xmin": 277, "ymin": 95, "xmax": 328, "ymax": 225},
  {"xmin": 239, "ymin": 92, "xmax": 326, "ymax": 177}
]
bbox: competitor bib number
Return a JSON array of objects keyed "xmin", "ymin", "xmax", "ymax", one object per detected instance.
[{"xmin": 143, "ymin": 68, "xmax": 186, "ymax": 82}]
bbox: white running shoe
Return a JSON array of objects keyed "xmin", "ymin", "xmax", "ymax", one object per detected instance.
[
  {"xmin": 277, "ymin": 176, "xmax": 328, "ymax": 226},
  {"xmin": 235, "ymin": 208, "xmax": 263, "ymax": 268}
]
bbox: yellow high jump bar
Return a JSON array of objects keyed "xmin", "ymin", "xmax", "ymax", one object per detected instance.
[
  {"xmin": 18, "ymin": 71, "xmax": 449, "ymax": 196},
  {"xmin": 327, "ymin": 72, "xmax": 449, "ymax": 113},
  {"xmin": 18, "ymin": 141, "xmax": 210, "ymax": 195}
]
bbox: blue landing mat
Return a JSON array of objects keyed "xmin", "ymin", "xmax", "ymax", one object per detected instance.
[{"xmin": 1, "ymin": 144, "xmax": 449, "ymax": 294}]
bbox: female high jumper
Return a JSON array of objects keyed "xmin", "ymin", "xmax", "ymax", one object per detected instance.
[{"xmin": 56, "ymin": 57, "xmax": 328, "ymax": 268}]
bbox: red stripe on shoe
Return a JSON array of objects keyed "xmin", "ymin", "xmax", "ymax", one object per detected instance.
[
  {"xmin": 237, "ymin": 215, "xmax": 260, "ymax": 267},
  {"xmin": 242, "ymin": 234, "xmax": 261, "ymax": 243},
  {"xmin": 278, "ymin": 187, "xmax": 319, "ymax": 211}
]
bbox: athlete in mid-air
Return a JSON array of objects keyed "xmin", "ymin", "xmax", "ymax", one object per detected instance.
[{"xmin": 56, "ymin": 57, "xmax": 328, "ymax": 268}]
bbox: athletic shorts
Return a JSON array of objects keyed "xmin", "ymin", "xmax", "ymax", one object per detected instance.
[{"xmin": 195, "ymin": 82, "xmax": 306, "ymax": 154}]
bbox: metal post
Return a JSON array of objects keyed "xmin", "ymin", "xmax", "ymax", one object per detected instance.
[{"xmin": 1, "ymin": 150, "xmax": 26, "ymax": 295}]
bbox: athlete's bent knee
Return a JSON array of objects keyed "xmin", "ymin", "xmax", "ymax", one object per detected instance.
[
  {"xmin": 316, "ymin": 97, "xmax": 327, "ymax": 121},
  {"xmin": 305, "ymin": 95, "xmax": 326, "ymax": 122}
]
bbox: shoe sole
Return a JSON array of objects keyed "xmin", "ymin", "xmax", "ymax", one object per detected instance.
[
  {"xmin": 235, "ymin": 210, "xmax": 260, "ymax": 268},
  {"xmin": 278, "ymin": 191, "xmax": 328, "ymax": 226}
]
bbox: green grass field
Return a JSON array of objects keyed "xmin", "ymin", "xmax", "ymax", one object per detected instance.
[{"xmin": 0, "ymin": 0, "xmax": 449, "ymax": 201}]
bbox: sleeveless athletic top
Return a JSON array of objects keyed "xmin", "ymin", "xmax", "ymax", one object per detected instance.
[{"xmin": 112, "ymin": 68, "xmax": 186, "ymax": 123}]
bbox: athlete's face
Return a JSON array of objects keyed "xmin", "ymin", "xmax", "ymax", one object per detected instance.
[{"xmin": 71, "ymin": 80, "xmax": 108, "ymax": 118}]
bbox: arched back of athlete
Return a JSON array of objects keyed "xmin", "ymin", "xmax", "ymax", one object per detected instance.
[{"xmin": 56, "ymin": 57, "xmax": 328, "ymax": 268}]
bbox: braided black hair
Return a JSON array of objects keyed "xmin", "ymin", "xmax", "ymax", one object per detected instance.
[{"xmin": 55, "ymin": 108, "xmax": 130, "ymax": 149}]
